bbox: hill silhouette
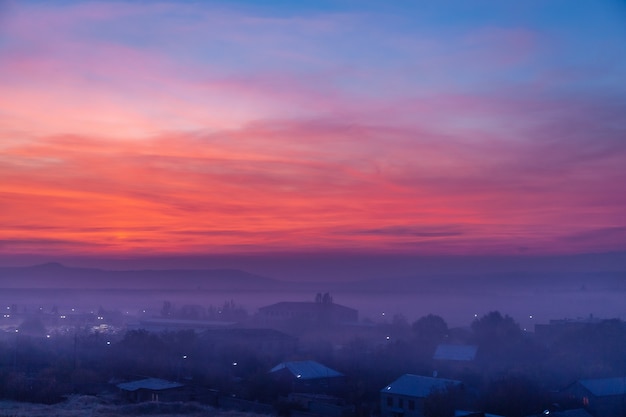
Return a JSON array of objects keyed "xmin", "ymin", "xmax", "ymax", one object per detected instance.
[
  {"xmin": 0, "ymin": 263, "xmax": 624, "ymax": 294},
  {"xmin": 0, "ymin": 263, "xmax": 284, "ymax": 291}
]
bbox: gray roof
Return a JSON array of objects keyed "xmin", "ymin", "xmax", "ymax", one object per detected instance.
[
  {"xmin": 117, "ymin": 378, "xmax": 184, "ymax": 392},
  {"xmin": 270, "ymin": 360, "xmax": 343, "ymax": 380},
  {"xmin": 382, "ymin": 374, "xmax": 461, "ymax": 398},
  {"xmin": 578, "ymin": 377, "xmax": 626, "ymax": 397},
  {"xmin": 434, "ymin": 344, "xmax": 478, "ymax": 361}
]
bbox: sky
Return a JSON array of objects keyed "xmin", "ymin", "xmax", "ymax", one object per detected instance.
[{"xmin": 1, "ymin": 0, "xmax": 625, "ymax": 268}]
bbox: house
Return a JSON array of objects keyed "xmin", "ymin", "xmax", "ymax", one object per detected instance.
[
  {"xmin": 534, "ymin": 316, "xmax": 604, "ymax": 346},
  {"xmin": 562, "ymin": 377, "xmax": 626, "ymax": 417},
  {"xmin": 116, "ymin": 378, "xmax": 186, "ymax": 402},
  {"xmin": 270, "ymin": 360, "xmax": 344, "ymax": 392},
  {"xmin": 433, "ymin": 344, "xmax": 478, "ymax": 375},
  {"xmin": 381, "ymin": 374, "xmax": 463, "ymax": 417}
]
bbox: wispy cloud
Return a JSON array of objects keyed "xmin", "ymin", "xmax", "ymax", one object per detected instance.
[{"xmin": 1, "ymin": 1, "xmax": 624, "ymax": 257}]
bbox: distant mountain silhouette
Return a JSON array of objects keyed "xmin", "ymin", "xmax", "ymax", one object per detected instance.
[
  {"xmin": 328, "ymin": 270, "xmax": 626, "ymax": 294},
  {"xmin": 0, "ymin": 263, "xmax": 285, "ymax": 290},
  {"xmin": 0, "ymin": 263, "xmax": 624, "ymax": 293}
]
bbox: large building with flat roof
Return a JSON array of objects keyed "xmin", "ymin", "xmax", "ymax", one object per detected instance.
[{"xmin": 258, "ymin": 300, "xmax": 358, "ymax": 325}]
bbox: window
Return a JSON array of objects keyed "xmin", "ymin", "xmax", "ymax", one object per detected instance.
[
  {"xmin": 398, "ymin": 398, "xmax": 404, "ymax": 408},
  {"xmin": 387, "ymin": 396, "xmax": 393, "ymax": 407},
  {"xmin": 408, "ymin": 400, "xmax": 415, "ymax": 411}
]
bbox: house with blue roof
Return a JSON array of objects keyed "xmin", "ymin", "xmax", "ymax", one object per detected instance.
[
  {"xmin": 380, "ymin": 374, "xmax": 463, "ymax": 417},
  {"xmin": 562, "ymin": 376, "xmax": 626, "ymax": 417},
  {"xmin": 270, "ymin": 360, "xmax": 344, "ymax": 393},
  {"xmin": 116, "ymin": 378, "xmax": 186, "ymax": 402}
]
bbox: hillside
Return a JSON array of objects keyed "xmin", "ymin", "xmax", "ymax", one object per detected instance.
[
  {"xmin": 0, "ymin": 263, "xmax": 283, "ymax": 291},
  {"xmin": 1, "ymin": 262, "xmax": 624, "ymax": 294},
  {"xmin": 0, "ymin": 396, "xmax": 263, "ymax": 417}
]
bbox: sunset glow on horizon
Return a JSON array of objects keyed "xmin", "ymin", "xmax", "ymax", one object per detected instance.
[{"xmin": 1, "ymin": 1, "xmax": 625, "ymax": 258}]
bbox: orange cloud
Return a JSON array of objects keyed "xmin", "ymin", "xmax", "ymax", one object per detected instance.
[
  {"xmin": 1, "ymin": 2, "xmax": 624, "ymax": 258},
  {"xmin": 2, "ymin": 108, "xmax": 625, "ymax": 257}
]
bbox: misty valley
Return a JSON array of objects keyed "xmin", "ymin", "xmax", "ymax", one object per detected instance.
[
  {"xmin": 0, "ymin": 264, "xmax": 625, "ymax": 417},
  {"xmin": 3, "ymin": 0, "xmax": 624, "ymax": 415}
]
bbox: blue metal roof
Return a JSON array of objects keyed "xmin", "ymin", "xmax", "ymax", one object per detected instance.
[
  {"xmin": 381, "ymin": 374, "xmax": 461, "ymax": 398},
  {"xmin": 579, "ymin": 377, "xmax": 626, "ymax": 397},
  {"xmin": 117, "ymin": 378, "xmax": 184, "ymax": 392},
  {"xmin": 270, "ymin": 360, "xmax": 343, "ymax": 380}
]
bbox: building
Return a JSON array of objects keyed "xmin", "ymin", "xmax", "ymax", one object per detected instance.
[
  {"xmin": 270, "ymin": 360, "xmax": 344, "ymax": 393},
  {"xmin": 433, "ymin": 344, "xmax": 478, "ymax": 375},
  {"xmin": 258, "ymin": 301, "xmax": 358, "ymax": 326},
  {"xmin": 562, "ymin": 377, "xmax": 626, "ymax": 417},
  {"xmin": 534, "ymin": 316, "xmax": 605, "ymax": 346},
  {"xmin": 116, "ymin": 378, "xmax": 186, "ymax": 402},
  {"xmin": 381, "ymin": 374, "xmax": 463, "ymax": 417}
]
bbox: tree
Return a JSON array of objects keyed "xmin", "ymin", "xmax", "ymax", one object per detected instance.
[
  {"xmin": 471, "ymin": 311, "xmax": 521, "ymax": 346},
  {"xmin": 161, "ymin": 300, "xmax": 173, "ymax": 317},
  {"xmin": 424, "ymin": 385, "xmax": 463, "ymax": 417},
  {"xmin": 412, "ymin": 314, "xmax": 448, "ymax": 344},
  {"xmin": 471, "ymin": 311, "xmax": 524, "ymax": 373},
  {"xmin": 18, "ymin": 318, "xmax": 47, "ymax": 337},
  {"xmin": 480, "ymin": 374, "xmax": 546, "ymax": 417}
]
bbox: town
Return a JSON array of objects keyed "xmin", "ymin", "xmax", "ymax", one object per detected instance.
[{"xmin": 1, "ymin": 294, "xmax": 624, "ymax": 417}]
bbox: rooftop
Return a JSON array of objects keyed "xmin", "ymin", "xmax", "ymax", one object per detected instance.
[
  {"xmin": 260, "ymin": 301, "xmax": 357, "ymax": 313},
  {"xmin": 116, "ymin": 378, "xmax": 184, "ymax": 392},
  {"xmin": 382, "ymin": 374, "xmax": 461, "ymax": 398},
  {"xmin": 578, "ymin": 377, "xmax": 626, "ymax": 397},
  {"xmin": 270, "ymin": 360, "xmax": 343, "ymax": 380}
]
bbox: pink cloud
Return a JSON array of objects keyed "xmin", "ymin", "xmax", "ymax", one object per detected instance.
[
  {"xmin": 1, "ymin": 1, "xmax": 624, "ymax": 257},
  {"xmin": 1, "ymin": 94, "xmax": 624, "ymax": 257}
]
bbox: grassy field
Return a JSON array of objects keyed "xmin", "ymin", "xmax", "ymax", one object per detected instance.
[{"xmin": 0, "ymin": 396, "xmax": 270, "ymax": 417}]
